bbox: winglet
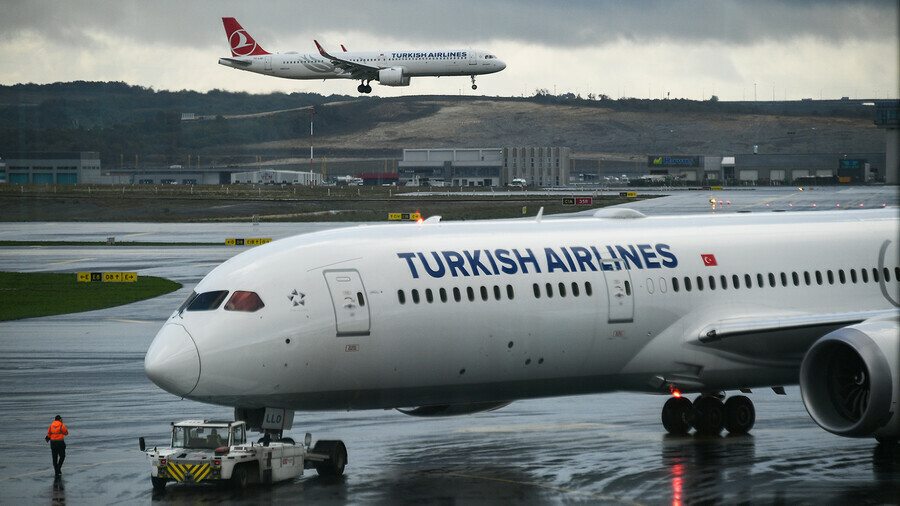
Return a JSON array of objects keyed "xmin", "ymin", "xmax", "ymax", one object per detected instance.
[{"xmin": 314, "ymin": 40, "xmax": 332, "ymax": 58}]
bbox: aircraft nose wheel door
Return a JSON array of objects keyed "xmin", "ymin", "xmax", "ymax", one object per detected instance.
[
  {"xmin": 600, "ymin": 259, "xmax": 634, "ymax": 323},
  {"xmin": 323, "ymin": 270, "xmax": 370, "ymax": 337}
]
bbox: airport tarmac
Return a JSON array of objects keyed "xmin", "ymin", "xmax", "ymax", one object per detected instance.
[{"xmin": 1, "ymin": 187, "xmax": 898, "ymax": 504}]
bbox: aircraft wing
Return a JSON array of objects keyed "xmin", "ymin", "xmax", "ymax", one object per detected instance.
[
  {"xmin": 314, "ymin": 40, "xmax": 380, "ymax": 81},
  {"xmin": 689, "ymin": 309, "xmax": 898, "ymax": 365}
]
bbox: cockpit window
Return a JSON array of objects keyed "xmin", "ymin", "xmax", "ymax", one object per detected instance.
[
  {"xmin": 186, "ymin": 290, "xmax": 229, "ymax": 311},
  {"xmin": 224, "ymin": 291, "xmax": 265, "ymax": 312},
  {"xmin": 177, "ymin": 291, "xmax": 199, "ymax": 315}
]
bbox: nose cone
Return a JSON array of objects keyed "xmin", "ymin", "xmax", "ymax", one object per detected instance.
[{"xmin": 145, "ymin": 323, "xmax": 200, "ymax": 397}]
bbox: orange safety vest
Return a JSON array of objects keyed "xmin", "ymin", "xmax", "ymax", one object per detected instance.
[{"xmin": 47, "ymin": 420, "xmax": 68, "ymax": 441}]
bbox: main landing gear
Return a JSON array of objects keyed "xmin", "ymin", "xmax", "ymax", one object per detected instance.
[
  {"xmin": 662, "ymin": 393, "xmax": 756, "ymax": 436},
  {"xmin": 470, "ymin": 75, "xmax": 477, "ymax": 90},
  {"xmin": 357, "ymin": 81, "xmax": 373, "ymax": 94}
]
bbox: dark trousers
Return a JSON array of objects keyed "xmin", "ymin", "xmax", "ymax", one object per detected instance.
[{"xmin": 50, "ymin": 440, "xmax": 66, "ymax": 474}]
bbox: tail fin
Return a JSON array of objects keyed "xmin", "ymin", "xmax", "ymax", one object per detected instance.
[{"xmin": 222, "ymin": 17, "xmax": 270, "ymax": 57}]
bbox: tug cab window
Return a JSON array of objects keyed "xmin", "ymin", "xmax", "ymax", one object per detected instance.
[
  {"xmin": 225, "ymin": 291, "xmax": 265, "ymax": 312},
  {"xmin": 186, "ymin": 290, "xmax": 229, "ymax": 311}
]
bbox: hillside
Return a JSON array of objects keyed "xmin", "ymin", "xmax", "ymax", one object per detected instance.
[{"xmin": 0, "ymin": 82, "xmax": 886, "ymax": 168}]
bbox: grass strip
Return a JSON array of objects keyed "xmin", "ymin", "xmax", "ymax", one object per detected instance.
[{"xmin": 0, "ymin": 271, "xmax": 182, "ymax": 321}]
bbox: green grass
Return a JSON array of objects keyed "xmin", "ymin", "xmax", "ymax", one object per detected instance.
[{"xmin": 0, "ymin": 271, "xmax": 182, "ymax": 321}]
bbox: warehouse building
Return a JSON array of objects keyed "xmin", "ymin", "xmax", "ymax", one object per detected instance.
[
  {"xmin": 399, "ymin": 148, "xmax": 504, "ymax": 186},
  {"xmin": 0, "ymin": 152, "xmax": 101, "ymax": 184},
  {"xmin": 504, "ymin": 147, "xmax": 570, "ymax": 187},
  {"xmin": 230, "ymin": 169, "xmax": 323, "ymax": 185}
]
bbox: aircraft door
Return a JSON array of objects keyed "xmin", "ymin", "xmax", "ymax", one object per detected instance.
[
  {"xmin": 468, "ymin": 51, "xmax": 477, "ymax": 66},
  {"xmin": 323, "ymin": 270, "xmax": 370, "ymax": 336},
  {"xmin": 264, "ymin": 56, "xmax": 272, "ymax": 71},
  {"xmin": 600, "ymin": 259, "xmax": 634, "ymax": 323}
]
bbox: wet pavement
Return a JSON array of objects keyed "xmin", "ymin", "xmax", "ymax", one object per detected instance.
[{"xmin": 1, "ymin": 187, "xmax": 898, "ymax": 504}]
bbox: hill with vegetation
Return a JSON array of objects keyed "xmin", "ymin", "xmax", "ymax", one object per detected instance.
[{"xmin": 0, "ymin": 81, "xmax": 885, "ymax": 168}]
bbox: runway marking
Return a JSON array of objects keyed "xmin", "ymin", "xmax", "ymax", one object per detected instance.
[
  {"xmin": 103, "ymin": 318, "xmax": 153, "ymax": 324},
  {"xmin": 0, "ymin": 457, "xmax": 134, "ymax": 482},
  {"xmin": 121, "ymin": 232, "xmax": 153, "ymax": 238},
  {"xmin": 436, "ymin": 470, "xmax": 646, "ymax": 505},
  {"xmin": 49, "ymin": 258, "xmax": 96, "ymax": 265}
]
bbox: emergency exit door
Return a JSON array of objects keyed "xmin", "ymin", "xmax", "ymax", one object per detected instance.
[
  {"xmin": 600, "ymin": 259, "xmax": 634, "ymax": 323},
  {"xmin": 323, "ymin": 270, "xmax": 370, "ymax": 336}
]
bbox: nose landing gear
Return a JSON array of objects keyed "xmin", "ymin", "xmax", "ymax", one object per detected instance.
[
  {"xmin": 470, "ymin": 75, "xmax": 477, "ymax": 90},
  {"xmin": 662, "ymin": 393, "xmax": 756, "ymax": 436}
]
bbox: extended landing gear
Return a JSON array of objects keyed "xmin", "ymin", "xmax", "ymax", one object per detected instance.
[
  {"xmin": 357, "ymin": 81, "xmax": 373, "ymax": 94},
  {"xmin": 470, "ymin": 75, "xmax": 477, "ymax": 90},
  {"xmin": 661, "ymin": 394, "xmax": 755, "ymax": 436}
]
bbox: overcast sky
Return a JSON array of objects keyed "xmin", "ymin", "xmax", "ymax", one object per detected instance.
[{"xmin": 1, "ymin": 0, "xmax": 897, "ymax": 100}]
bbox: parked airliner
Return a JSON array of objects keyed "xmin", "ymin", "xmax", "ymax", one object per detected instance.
[
  {"xmin": 218, "ymin": 17, "xmax": 506, "ymax": 93},
  {"xmin": 145, "ymin": 209, "xmax": 899, "ymax": 450}
]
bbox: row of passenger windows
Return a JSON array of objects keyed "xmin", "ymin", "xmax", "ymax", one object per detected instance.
[
  {"xmin": 667, "ymin": 266, "xmax": 899, "ymax": 294},
  {"xmin": 397, "ymin": 281, "xmax": 596, "ymax": 305}
]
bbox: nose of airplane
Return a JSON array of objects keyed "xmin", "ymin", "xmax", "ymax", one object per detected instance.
[
  {"xmin": 497, "ymin": 59, "xmax": 507, "ymax": 71},
  {"xmin": 145, "ymin": 323, "xmax": 200, "ymax": 397}
]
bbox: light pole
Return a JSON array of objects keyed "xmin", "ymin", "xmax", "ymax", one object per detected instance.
[{"xmin": 309, "ymin": 108, "xmax": 316, "ymax": 174}]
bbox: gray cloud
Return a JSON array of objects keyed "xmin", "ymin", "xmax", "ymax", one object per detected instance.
[{"xmin": 1, "ymin": 0, "xmax": 895, "ymax": 50}]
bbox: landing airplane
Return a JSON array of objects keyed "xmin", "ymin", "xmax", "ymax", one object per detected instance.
[
  {"xmin": 218, "ymin": 17, "xmax": 506, "ymax": 94},
  {"xmin": 145, "ymin": 208, "xmax": 900, "ymax": 450}
]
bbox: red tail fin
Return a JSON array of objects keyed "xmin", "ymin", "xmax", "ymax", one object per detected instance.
[{"xmin": 222, "ymin": 17, "xmax": 270, "ymax": 56}]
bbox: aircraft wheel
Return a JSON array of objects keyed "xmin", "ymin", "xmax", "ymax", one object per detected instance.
[
  {"xmin": 692, "ymin": 396, "xmax": 725, "ymax": 435},
  {"xmin": 357, "ymin": 84, "xmax": 366, "ymax": 93},
  {"xmin": 724, "ymin": 395, "xmax": 755, "ymax": 434},
  {"xmin": 313, "ymin": 440, "xmax": 347, "ymax": 477},
  {"xmin": 661, "ymin": 396, "xmax": 693, "ymax": 435},
  {"xmin": 472, "ymin": 84, "xmax": 478, "ymax": 90},
  {"xmin": 365, "ymin": 85, "xmax": 373, "ymax": 93}
]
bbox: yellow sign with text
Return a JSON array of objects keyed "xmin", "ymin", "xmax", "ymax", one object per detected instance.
[
  {"xmin": 226, "ymin": 238, "xmax": 271, "ymax": 246},
  {"xmin": 77, "ymin": 272, "xmax": 137, "ymax": 282},
  {"xmin": 388, "ymin": 213, "xmax": 422, "ymax": 221}
]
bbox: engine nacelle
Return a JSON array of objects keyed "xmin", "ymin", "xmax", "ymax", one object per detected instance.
[
  {"xmin": 378, "ymin": 67, "xmax": 410, "ymax": 86},
  {"xmin": 397, "ymin": 401, "xmax": 511, "ymax": 417},
  {"xmin": 799, "ymin": 315, "xmax": 899, "ymax": 441}
]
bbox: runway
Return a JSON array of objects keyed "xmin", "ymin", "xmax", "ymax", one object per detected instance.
[{"xmin": 0, "ymin": 187, "xmax": 898, "ymax": 504}]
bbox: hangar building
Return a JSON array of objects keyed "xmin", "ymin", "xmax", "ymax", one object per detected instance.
[{"xmin": 0, "ymin": 152, "xmax": 101, "ymax": 184}]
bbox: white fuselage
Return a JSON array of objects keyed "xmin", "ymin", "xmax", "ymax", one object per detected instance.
[
  {"xmin": 219, "ymin": 49, "xmax": 505, "ymax": 81},
  {"xmin": 146, "ymin": 210, "xmax": 899, "ymax": 412}
]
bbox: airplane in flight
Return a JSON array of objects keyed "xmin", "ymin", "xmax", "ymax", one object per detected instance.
[
  {"xmin": 145, "ymin": 208, "xmax": 899, "ymax": 454},
  {"xmin": 218, "ymin": 17, "xmax": 506, "ymax": 94}
]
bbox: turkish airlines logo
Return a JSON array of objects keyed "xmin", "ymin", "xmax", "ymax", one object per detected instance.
[
  {"xmin": 701, "ymin": 254, "xmax": 717, "ymax": 266},
  {"xmin": 229, "ymin": 30, "xmax": 257, "ymax": 56}
]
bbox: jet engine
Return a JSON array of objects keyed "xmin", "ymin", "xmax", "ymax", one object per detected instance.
[
  {"xmin": 397, "ymin": 401, "xmax": 511, "ymax": 417},
  {"xmin": 799, "ymin": 315, "xmax": 899, "ymax": 441},
  {"xmin": 378, "ymin": 67, "xmax": 410, "ymax": 86}
]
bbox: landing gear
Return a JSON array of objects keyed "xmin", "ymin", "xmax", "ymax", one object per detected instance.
[
  {"xmin": 357, "ymin": 82, "xmax": 372, "ymax": 94},
  {"xmin": 470, "ymin": 75, "xmax": 477, "ymax": 90},
  {"xmin": 662, "ymin": 393, "xmax": 755, "ymax": 436}
]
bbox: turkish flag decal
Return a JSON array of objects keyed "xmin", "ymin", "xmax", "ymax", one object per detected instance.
[{"xmin": 701, "ymin": 254, "xmax": 717, "ymax": 266}]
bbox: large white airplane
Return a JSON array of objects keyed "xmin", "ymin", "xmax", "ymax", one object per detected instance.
[
  {"xmin": 217, "ymin": 17, "xmax": 506, "ymax": 94},
  {"xmin": 145, "ymin": 209, "xmax": 900, "ymax": 448}
]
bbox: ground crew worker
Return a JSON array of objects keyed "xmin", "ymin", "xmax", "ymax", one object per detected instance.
[
  {"xmin": 207, "ymin": 428, "xmax": 223, "ymax": 448},
  {"xmin": 46, "ymin": 415, "xmax": 68, "ymax": 475}
]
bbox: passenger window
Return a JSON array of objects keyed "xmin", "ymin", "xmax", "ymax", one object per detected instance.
[
  {"xmin": 187, "ymin": 290, "xmax": 229, "ymax": 311},
  {"xmin": 480, "ymin": 286, "xmax": 489, "ymax": 301},
  {"xmin": 533, "ymin": 283, "xmax": 541, "ymax": 298},
  {"xmin": 862, "ymin": 269, "xmax": 869, "ymax": 283},
  {"xmin": 453, "ymin": 287, "xmax": 462, "ymax": 302},
  {"xmin": 696, "ymin": 276, "xmax": 704, "ymax": 291},
  {"xmin": 507, "ymin": 285, "xmax": 515, "ymax": 300},
  {"xmin": 357, "ymin": 292, "xmax": 366, "ymax": 307},
  {"xmin": 850, "ymin": 269, "xmax": 857, "ymax": 283},
  {"xmin": 467, "ymin": 287, "xmax": 475, "ymax": 302},
  {"xmin": 780, "ymin": 272, "xmax": 788, "ymax": 287},
  {"xmin": 545, "ymin": 283, "xmax": 553, "ymax": 298},
  {"xmin": 872, "ymin": 268, "xmax": 880, "ymax": 282},
  {"xmin": 572, "ymin": 282, "xmax": 580, "ymax": 297},
  {"xmin": 732, "ymin": 274, "xmax": 740, "ymax": 289},
  {"xmin": 884, "ymin": 268, "xmax": 892, "ymax": 282},
  {"xmin": 412, "ymin": 289, "xmax": 420, "ymax": 304},
  {"xmin": 425, "ymin": 289, "xmax": 434, "ymax": 303},
  {"xmin": 624, "ymin": 280, "xmax": 632, "ymax": 296},
  {"xmin": 744, "ymin": 274, "xmax": 751, "ymax": 288},
  {"xmin": 756, "ymin": 273, "xmax": 764, "ymax": 288},
  {"xmin": 398, "ymin": 290, "xmax": 406, "ymax": 304},
  {"xmin": 672, "ymin": 277, "xmax": 680, "ymax": 292},
  {"xmin": 440, "ymin": 288, "xmax": 448, "ymax": 303},
  {"xmin": 225, "ymin": 291, "xmax": 265, "ymax": 312},
  {"xmin": 721, "ymin": 275, "xmax": 728, "ymax": 290},
  {"xmin": 838, "ymin": 270, "xmax": 846, "ymax": 284},
  {"xmin": 827, "ymin": 270, "xmax": 834, "ymax": 284},
  {"xmin": 558, "ymin": 282, "xmax": 567, "ymax": 297},
  {"xmin": 493, "ymin": 285, "xmax": 501, "ymax": 300},
  {"xmin": 816, "ymin": 271, "xmax": 823, "ymax": 285},
  {"xmin": 659, "ymin": 278, "xmax": 667, "ymax": 293},
  {"xmin": 804, "ymin": 271, "xmax": 811, "ymax": 285},
  {"xmin": 792, "ymin": 272, "xmax": 799, "ymax": 286},
  {"xmin": 708, "ymin": 276, "xmax": 716, "ymax": 290},
  {"xmin": 768, "ymin": 273, "xmax": 776, "ymax": 287},
  {"xmin": 684, "ymin": 277, "xmax": 692, "ymax": 292},
  {"xmin": 585, "ymin": 282, "xmax": 593, "ymax": 296}
]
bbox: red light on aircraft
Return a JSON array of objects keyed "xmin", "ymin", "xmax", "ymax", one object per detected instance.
[
  {"xmin": 417, "ymin": 217, "xmax": 424, "ymax": 224},
  {"xmin": 670, "ymin": 385, "xmax": 682, "ymax": 397}
]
